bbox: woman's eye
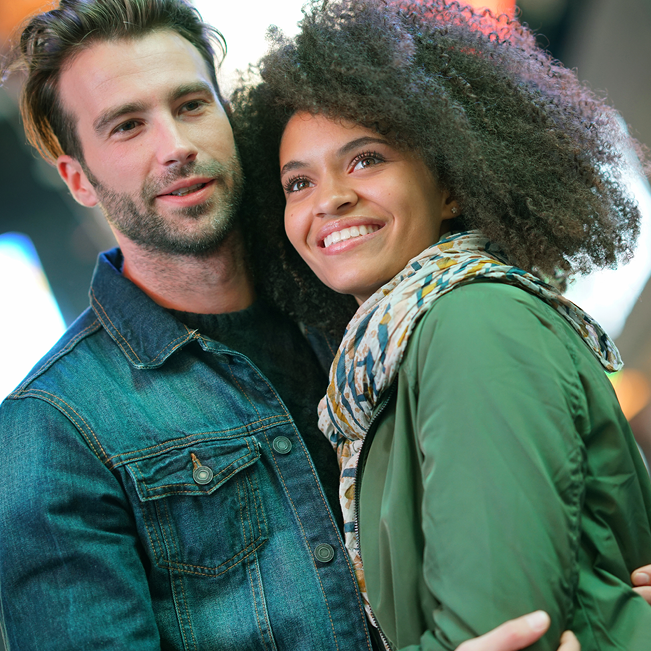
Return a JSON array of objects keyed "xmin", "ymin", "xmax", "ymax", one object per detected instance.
[
  {"xmin": 352, "ymin": 152, "xmax": 384, "ymax": 171},
  {"xmin": 284, "ymin": 177, "xmax": 313, "ymax": 193}
]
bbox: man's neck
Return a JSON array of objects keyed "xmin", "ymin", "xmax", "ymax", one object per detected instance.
[{"xmin": 118, "ymin": 230, "xmax": 255, "ymax": 315}]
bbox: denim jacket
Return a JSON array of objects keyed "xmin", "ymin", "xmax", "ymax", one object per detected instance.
[{"xmin": 0, "ymin": 249, "xmax": 373, "ymax": 651}]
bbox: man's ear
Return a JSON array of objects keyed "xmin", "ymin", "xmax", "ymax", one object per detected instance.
[{"xmin": 56, "ymin": 155, "xmax": 99, "ymax": 207}]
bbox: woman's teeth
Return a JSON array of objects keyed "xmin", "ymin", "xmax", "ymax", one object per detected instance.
[
  {"xmin": 323, "ymin": 224, "xmax": 380, "ymax": 249},
  {"xmin": 170, "ymin": 182, "xmax": 206, "ymax": 197}
]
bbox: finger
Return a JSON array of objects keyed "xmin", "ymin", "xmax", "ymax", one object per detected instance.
[
  {"xmin": 456, "ymin": 611, "xmax": 550, "ymax": 651},
  {"xmin": 631, "ymin": 565, "xmax": 651, "ymax": 586},
  {"xmin": 633, "ymin": 585, "xmax": 651, "ymax": 605},
  {"xmin": 558, "ymin": 630, "xmax": 581, "ymax": 651}
]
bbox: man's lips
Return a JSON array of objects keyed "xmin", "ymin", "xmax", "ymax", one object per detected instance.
[
  {"xmin": 155, "ymin": 178, "xmax": 217, "ymax": 207},
  {"xmin": 157, "ymin": 177, "xmax": 215, "ymax": 198}
]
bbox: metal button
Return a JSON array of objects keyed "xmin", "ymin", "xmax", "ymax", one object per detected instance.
[
  {"xmin": 272, "ymin": 436, "xmax": 292, "ymax": 454},
  {"xmin": 193, "ymin": 465, "xmax": 214, "ymax": 485},
  {"xmin": 314, "ymin": 543, "xmax": 335, "ymax": 563}
]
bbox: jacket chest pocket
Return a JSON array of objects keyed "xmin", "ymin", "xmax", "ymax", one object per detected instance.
[{"xmin": 125, "ymin": 436, "xmax": 267, "ymax": 576}]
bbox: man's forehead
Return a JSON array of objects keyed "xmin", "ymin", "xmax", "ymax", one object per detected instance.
[{"xmin": 58, "ymin": 31, "xmax": 215, "ymax": 121}]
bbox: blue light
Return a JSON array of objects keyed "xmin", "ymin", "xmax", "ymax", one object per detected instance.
[{"xmin": 0, "ymin": 232, "xmax": 66, "ymax": 401}]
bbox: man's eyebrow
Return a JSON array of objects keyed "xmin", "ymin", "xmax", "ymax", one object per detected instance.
[
  {"xmin": 168, "ymin": 81, "xmax": 215, "ymax": 103},
  {"xmin": 280, "ymin": 136, "xmax": 390, "ymax": 176},
  {"xmin": 92, "ymin": 82, "xmax": 216, "ymax": 136},
  {"xmin": 93, "ymin": 101, "xmax": 147, "ymax": 135}
]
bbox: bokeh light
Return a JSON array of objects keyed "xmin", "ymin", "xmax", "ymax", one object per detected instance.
[{"xmin": 0, "ymin": 233, "xmax": 66, "ymax": 400}]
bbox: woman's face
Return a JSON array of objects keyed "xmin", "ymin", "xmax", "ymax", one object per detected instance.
[{"xmin": 280, "ymin": 112, "xmax": 456, "ymax": 304}]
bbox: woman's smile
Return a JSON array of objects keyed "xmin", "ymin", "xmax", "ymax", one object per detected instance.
[
  {"xmin": 280, "ymin": 112, "xmax": 458, "ymax": 304},
  {"xmin": 318, "ymin": 219, "xmax": 383, "ymax": 251}
]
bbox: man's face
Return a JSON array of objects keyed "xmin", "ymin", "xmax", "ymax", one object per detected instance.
[{"xmin": 57, "ymin": 30, "xmax": 243, "ymax": 255}]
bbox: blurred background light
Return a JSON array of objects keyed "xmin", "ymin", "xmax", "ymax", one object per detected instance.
[
  {"xmin": 0, "ymin": 233, "xmax": 66, "ymax": 401},
  {"xmin": 565, "ymin": 163, "xmax": 651, "ymax": 340},
  {"xmin": 197, "ymin": 0, "xmax": 518, "ymax": 97},
  {"xmin": 610, "ymin": 369, "xmax": 651, "ymax": 422},
  {"xmin": 459, "ymin": 1, "xmax": 516, "ymax": 16},
  {"xmin": 193, "ymin": 0, "xmax": 306, "ymax": 95}
]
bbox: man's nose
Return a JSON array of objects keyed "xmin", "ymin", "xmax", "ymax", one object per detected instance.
[{"xmin": 156, "ymin": 118, "xmax": 198, "ymax": 167}]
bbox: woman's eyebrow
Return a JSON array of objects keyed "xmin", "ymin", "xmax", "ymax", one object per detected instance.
[
  {"xmin": 281, "ymin": 136, "xmax": 390, "ymax": 176},
  {"xmin": 280, "ymin": 159, "xmax": 307, "ymax": 176},
  {"xmin": 337, "ymin": 136, "xmax": 389, "ymax": 157}
]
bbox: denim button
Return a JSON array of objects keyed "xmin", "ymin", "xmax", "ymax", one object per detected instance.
[
  {"xmin": 272, "ymin": 436, "xmax": 292, "ymax": 454},
  {"xmin": 314, "ymin": 543, "xmax": 335, "ymax": 563},
  {"xmin": 193, "ymin": 465, "xmax": 214, "ymax": 485}
]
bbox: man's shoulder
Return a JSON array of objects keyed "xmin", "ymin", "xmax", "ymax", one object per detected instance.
[{"xmin": 6, "ymin": 307, "xmax": 103, "ymax": 399}]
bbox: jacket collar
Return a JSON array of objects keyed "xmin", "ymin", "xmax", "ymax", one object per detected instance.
[{"xmin": 90, "ymin": 248, "xmax": 198, "ymax": 369}]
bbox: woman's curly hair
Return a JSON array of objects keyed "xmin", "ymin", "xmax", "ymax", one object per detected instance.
[{"xmin": 231, "ymin": 0, "xmax": 648, "ymax": 335}]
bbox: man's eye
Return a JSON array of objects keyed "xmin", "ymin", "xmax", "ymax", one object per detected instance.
[
  {"xmin": 114, "ymin": 120, "xmax": 139, "ymax": 134},
  {"xmin": 182, "ymin": 100, "xmax": 205, "ymax": 113},
  {"xmin": 284, "ymin": 177, "xmax": 313, "ymax": 193}
]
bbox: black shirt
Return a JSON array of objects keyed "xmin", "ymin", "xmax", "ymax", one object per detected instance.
[{"xmin": 169, "ymin": 300, "xmax": 343, "ymax": 532}]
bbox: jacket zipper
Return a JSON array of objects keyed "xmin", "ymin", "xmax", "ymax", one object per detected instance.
[{"xmin": 354, "ymin": 380, "xmax": 398, "ymax": 651}]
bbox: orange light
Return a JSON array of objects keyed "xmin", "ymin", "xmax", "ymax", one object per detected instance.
[
  {"xmin": 609, "ymin": 369, "xmax": 651, "ymax": 422},
  {"xmin": 0, "ymin": 1, "xmax": 55, "ymax": 43},
  {"xmin": 458, "ymin": 1, "xmax": 516, "ymax": 18}
]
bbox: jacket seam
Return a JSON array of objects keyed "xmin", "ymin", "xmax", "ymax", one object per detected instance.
[
  {"xmin": 91, "ymin": 288, "xmax": 143, "ymax": 364},
  {"xmin": 106, "ymin": 419, "xmax": 288, "ymax": 468},
  {"xmin": 5, "ymin": 389, "xmax": 108, "ymax": 462},
  {"xmin": 141, "ymin": 470, "xmax": 267, "ymax": 576},
  {"xmin": 226, "ymin": 361, "xmax": 262, "ymax": 419},
  {"xmin": 242, "ymin": 482, "xmax": 272, "ymax": 651},
  {"xmin": 252, "ymin": 552, "xmax": 275, "ymax": 651},
  {"xmin": 132, "ymin": 440, "xmax": 255, "ymax": 495},
  {"xmin": 94, "ymin": 288, "xmax": 199, "ymax": 367},
  {"xmin": 262, "ymin": 430, "xmax": 341, "ymax": 651},
  {"xmin": 164, "ymin": 501, "xmax": 198, "ymax": 651}
]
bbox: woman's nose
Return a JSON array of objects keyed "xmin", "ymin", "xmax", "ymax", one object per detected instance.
[{"xmin": 312, "ymin": 175, "xmax": 359, "ymax": 216}]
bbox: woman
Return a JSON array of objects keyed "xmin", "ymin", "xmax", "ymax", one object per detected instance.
[{"xmin": 232, "ymin": 1, "xmax": 651, "ymax": 648}]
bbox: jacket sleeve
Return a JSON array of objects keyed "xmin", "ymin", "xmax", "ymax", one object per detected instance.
[
  {"xmin": 0, "ymin": 396, "xmax": 162, "ymax": 650},
  {"xmin": 404, "ymin": 283, "xmax": 587, "ymax": 651}
]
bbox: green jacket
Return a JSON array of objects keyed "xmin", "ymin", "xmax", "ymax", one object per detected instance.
[{"xmin": 357, "ymin": 282, "xmax": 651, "ymax": 650}]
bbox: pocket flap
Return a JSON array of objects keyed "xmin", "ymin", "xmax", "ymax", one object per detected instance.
[{"xmin": 126, "ymin": 436, "xmax": 260, "ymax": 501}]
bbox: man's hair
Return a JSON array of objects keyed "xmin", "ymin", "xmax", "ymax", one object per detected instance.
[
  {"xmin": 3, "ymin": 0, "xmax": 226, "ymax": 164},
  {"xmin": 231, "ymin": 0, "xmax": 648, "ymax": 335}
]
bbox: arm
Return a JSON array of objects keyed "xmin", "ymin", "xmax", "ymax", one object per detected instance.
[
  {"xmin": 408, "ymin": 285, "xmax": 587, "ymax": 650},
  {"xmin": 449, "ymin": 563, "xmax": 651, "ymax": 651},
  {"xmin": 0, "ymin": 397, "xmax": 161, "ymax": 650}
]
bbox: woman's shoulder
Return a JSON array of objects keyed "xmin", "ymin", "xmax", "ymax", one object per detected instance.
[
  {"xmin": 414, "ymin": 280, "xmax": 573, "ymax": 343},
  {"xmin": 404, "ymin": 280, "xmax": 589, "ymax": 380},
  {"xmin": 427, "ymin": 280, "xmax": 559, "ymax": 319}
]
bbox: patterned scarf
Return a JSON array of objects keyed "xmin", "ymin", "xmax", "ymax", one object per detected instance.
[{"xmin": 317, "ymin": 230, "xmax": 622, "ymax": 619}]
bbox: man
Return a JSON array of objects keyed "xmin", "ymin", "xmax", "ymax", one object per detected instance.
[{"xmin": 0, "ymin": 1, "xmax": 646, "ymax": 649}]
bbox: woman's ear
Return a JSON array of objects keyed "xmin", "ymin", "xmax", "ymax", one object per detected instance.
[
  {"xmin": 56, "ymin": 156, "xmax": 99, "ymax": 207},
  {"xmin": 443, "ymin": 193, "xmax": 461, "ymax": 219}
]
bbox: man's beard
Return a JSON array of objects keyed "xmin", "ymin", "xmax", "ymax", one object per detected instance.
[{"xmin": 84, "ymin": 155, "xmax": 244, "ymax": 256}]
